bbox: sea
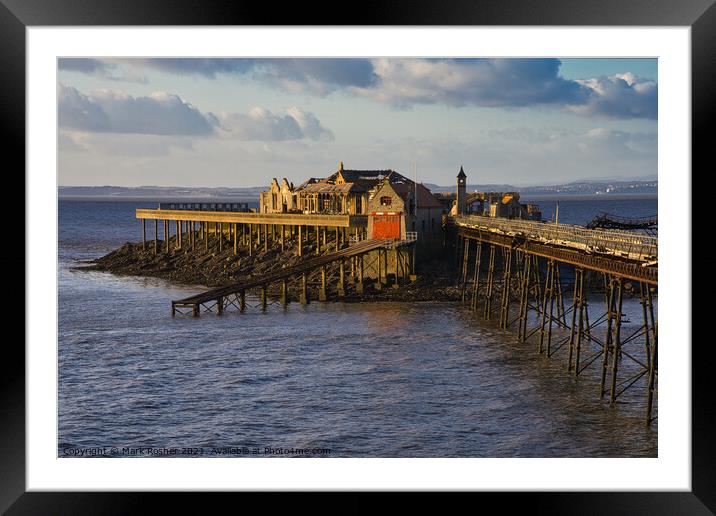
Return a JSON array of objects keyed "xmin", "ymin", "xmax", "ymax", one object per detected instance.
[{"xmin": 58, "ymin": 195, "xmax": 658, "ymax": 458}]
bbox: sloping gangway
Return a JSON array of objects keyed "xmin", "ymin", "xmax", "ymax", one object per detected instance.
[{"xmin": 171, "ymin": 237, "xmax": 414, "ymax": 316}]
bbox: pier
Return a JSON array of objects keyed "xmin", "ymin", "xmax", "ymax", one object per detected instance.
[
  {"xmin": 136, "ymin": 209, "xmax": 367, "ymax": 257},
  {"xmin": 447, "ymin": 214, "xmax": 657, "ymax": 424},
  {"xmin": 133, "ymin": 164, "xmax": 657, "ymax": 425}
]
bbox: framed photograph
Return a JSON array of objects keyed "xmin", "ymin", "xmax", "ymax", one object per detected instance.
[{"xmin": 6, "ymin": 0, "xmax": 710, "ymax": 510}]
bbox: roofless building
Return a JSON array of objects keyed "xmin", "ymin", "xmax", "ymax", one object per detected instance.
[{"xmin": 260, "ymin": 162, "xmax": 443, "ymax": 244}]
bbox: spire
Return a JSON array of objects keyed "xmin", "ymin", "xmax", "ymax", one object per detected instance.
[
  {"xmin": 339, "ymin": 161, "xmax": 344, "ymax": 172},
  {"xmin": 457, "ymin": 165, "xmax": 466, "ymax": 179}
]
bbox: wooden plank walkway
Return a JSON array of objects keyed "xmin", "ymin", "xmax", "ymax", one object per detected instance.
[
  {"xmin": 171, "ymin": 238, "xmax": 404, "ymax": 313},
  {"xmin": 137, "ymin": 208, "xmax": 367, "ymax": 228}
]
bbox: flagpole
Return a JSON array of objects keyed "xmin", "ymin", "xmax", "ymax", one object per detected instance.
[{"xmin": 556, "ymin": 201, "xmax": 559, "ymax": 225}]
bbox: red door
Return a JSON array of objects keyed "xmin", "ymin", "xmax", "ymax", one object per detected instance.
[{"xmin": 371, "ymin": 213, "xmax": 401, "ymax": 239}]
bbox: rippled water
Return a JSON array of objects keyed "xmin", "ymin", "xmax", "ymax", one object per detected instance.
[{"xmin": 58, "ymin": 198, "xmax": 657, "ymax": 457}]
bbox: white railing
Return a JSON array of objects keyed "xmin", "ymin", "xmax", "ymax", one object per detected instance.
[{"xmin": 452, "ymin": 215, "xmax": 658, "ymax": 262}]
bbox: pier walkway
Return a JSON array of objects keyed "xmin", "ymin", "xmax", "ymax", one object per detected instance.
[
  {"xmin": 450, "ymin": 215, "xmax": 657, "ymax": 283},
  {"xmin": 171, "ymin": 237, "xmax": 415, "ymax": 316}
]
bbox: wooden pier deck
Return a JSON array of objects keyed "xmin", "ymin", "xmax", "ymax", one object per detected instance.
[
  {"xmin": 136, "ymin": 208, "xmax": 369, "ymax": 257},
  {"xmin": 136, "ymin": 209, "xmax": 367, "ymax": 228}
]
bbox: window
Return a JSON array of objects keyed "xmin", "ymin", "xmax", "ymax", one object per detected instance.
[{"xmin": 380, "ymin": 196, "xmax": 392, "ymax": 206}]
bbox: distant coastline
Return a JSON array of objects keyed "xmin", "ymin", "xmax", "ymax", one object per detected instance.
[
  {"xmin": 59, "ymin": 195, "xmax": 259, "ymax": 204},
  {"xmin": 58, "ymin": 178, "xmax": 657, "ymax": 203},
  {"xmin": 520, "ymin": 193, "xmax": 657, "ymax": 202},
  {"xmin": 58, "ymin": 193, "xmax": 658, "ymax": 204}
]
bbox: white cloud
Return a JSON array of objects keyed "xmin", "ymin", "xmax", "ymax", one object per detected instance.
[
  {"xmin": 350, "ymin": 58, "xmax": 589, "ymax": 108},
  {"xmin": 58, "ymin": 84, "xmax": 217, "ymax": 136},
  {"xmin": 59, "ymin": 58, "xmax": 657, "ymax": 120},
  {"xmin": 217, "ymin": 106, "xmax": 333, "ymax": 142},
  {"xmin": 571, "ymin": 74, "xmax": 658, "ymax": 119},
  {"xmin": 58, "ymin": 85, "xmax": 333, "ymax": 143}
]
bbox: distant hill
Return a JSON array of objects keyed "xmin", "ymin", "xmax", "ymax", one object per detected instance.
[
  {"xmin": 426, "ymin": 180, "xmax": 657, "ymax": 196},
  {"xmin": 58, "ymin": 185, "xmax": 262, "ymax": 202},
  {"xmin": 59, "ymin": 179, "xmax": 657, "ymax": 200}
]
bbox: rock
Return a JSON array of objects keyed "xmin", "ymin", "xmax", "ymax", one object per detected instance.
[{"xmin": 77, "ymin": 233, "xmax": 461, "ymax": 302}]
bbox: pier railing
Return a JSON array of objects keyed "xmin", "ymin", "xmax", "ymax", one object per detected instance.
[{"xmin": 451, "ymin": 215, "xmax": 657, "ymax": 262}]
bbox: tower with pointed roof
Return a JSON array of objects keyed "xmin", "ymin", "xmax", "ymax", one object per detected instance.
[{"xmin": 457, "ymin": 166, "xmax": 467, "ymax": 215}]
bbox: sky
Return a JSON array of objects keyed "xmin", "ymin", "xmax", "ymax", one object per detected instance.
[{"xmin": 57, "ymin": 58, "xmax": 657, "ymax": 188}]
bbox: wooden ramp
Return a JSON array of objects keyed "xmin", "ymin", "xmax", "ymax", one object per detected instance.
[{"xmin": 171, "ymin": 238, "xmax": 410, "ymax": 315}]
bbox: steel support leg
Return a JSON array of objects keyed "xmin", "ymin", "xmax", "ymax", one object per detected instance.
[
  {"xmin": 499, "ymin": 248, "xmax": 513, "ymax": 329},
  {"xmin": 460, "ymin": 238, "xmax": 470, "ymax": 303},
  {"xmin": 538, "ymin": 260, "xmax": 555, "ymax": 354},
  {"xmin": 517, "ymin": 254, "xmax": 532, "ymax": 342},
  {"xmin": 567, "ymin": 268, "xmax": 584, "ymax": 371},
  {"xmin": 483, "ymin": 245, "xmax": 496, "ymax": 319},
  {"xmin": 471, "ymin": 242, "xmax": 483, "ymax": 311}
]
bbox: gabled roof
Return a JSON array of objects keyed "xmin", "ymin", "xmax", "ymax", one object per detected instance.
[
  {"xmin": 291, "ymin": 167, "xmax": 441, "ymax": 207},
  {"xmin": 376, "ymin": 180, "xmax": 443, "ymax": 209}
]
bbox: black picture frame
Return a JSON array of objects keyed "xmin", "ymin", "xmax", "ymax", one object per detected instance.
[{"xmin": 4, "ymin": 0, "xmax": 710, "ymax": 511}]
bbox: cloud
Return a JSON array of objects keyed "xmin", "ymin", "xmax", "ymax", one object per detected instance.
[
  {"xmin": 348, "ymin": 60, "xmax": 657, "ymax": 120},
  {"xmin": 58, "ymin": 84, "xmax": 218, "ymax": 135},
  {"xmin": 58, "ymin": 84, "xmax": 112, "ymax": 132},
  {"xmin": 351, "ymin": 58, "xmax": 590, "ymax": 108},
  {"xmin": 120, "ymin": 58, "xmax": 258, "ymax": 78},
  {"xmin": 285, "ymin": 106, "xmax": 334, "ymax": 141},
  {"xmin": 58, "ymin": 58, "xmax": 109, "ymax": 74},
  {"xmin": 571, "ymin": 73, "xmax": 658, "ymax": 119},
  {"xmin": 59, "ymin": 58, "xmax": 657, "ymax": 119},
  {"xmin": 252, "ymin": 59, "xmax": 377, "ymax": 95},
  {"xmin": 217, "ymin": 106, "xmax": 333, "ymax": 141},
  {"xmin": 58, "ymin": 84, "xmax": 332, "ymax": 143},
  {"xmin": 59, "ymin": 130, "xmax": 196, "ymax": 157},
  {"xmin": 58, "ymin": 58, "xmax": 147, "ymax": 82},
  {"xmin": 59, "ymin": 58, "xmax": 376, "ymax": 93}
]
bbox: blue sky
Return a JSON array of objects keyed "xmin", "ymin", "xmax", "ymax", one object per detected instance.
[{"xmin": 58, "ymin": 58, "xmax": 657, "ymax": 187}]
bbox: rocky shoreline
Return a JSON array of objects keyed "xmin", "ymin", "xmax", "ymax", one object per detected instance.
[{"xmin": 78, "ymin": 235, "xmax": 463, "ymax": 303}]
